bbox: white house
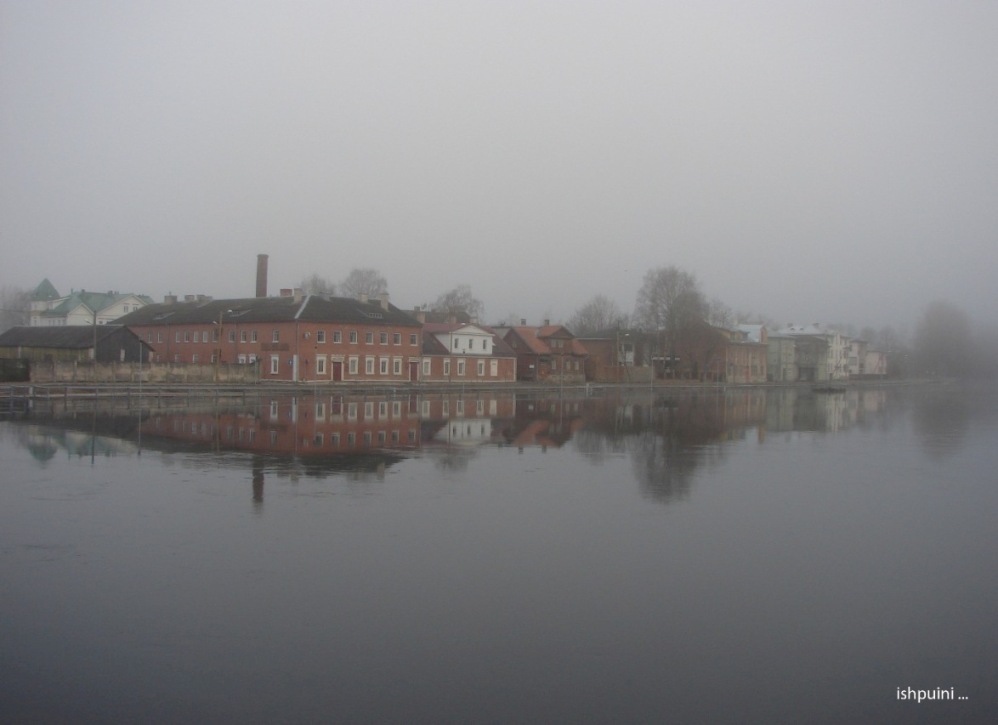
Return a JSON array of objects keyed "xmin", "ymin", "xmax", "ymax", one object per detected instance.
[{"xmin": 30, "ymin": 280, "xmax": 152, "ymax": 327}]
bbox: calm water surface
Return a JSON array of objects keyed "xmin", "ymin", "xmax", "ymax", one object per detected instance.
[{"xmin": 1, "ymin": 385, "xmax": 995, "ymax": 724}]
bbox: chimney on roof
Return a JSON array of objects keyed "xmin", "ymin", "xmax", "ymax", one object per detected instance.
[
  {"xmin": 164, "ymin": 294, "xmax": 177, "ymax": 305},
  {"xmin": 359, "ymin": 293, "xmax": 368, "ymax": 304},
  {"xmin": 293, "ymin": 288, "xmax": 303, "ymax": 303},
  {"xmin": 520, "ymin": 318, "xmax": 526, "ymax": 326},
  {"xmin": 544, "ymin": 318, "xmax": 550, "ymax": 327},
  {"xmin": 412, "ymin": 307, "xmax": 426, "ymax": 324},
  {"xmin": 280, "ymin": 288, "xmax": 292, "ymax": 297},
  {"xmin": 256, "ymin": 254, "xmax": 269, "ymax": 298},
  {"xmin": 379, "ymin": 292, "xmax": 389, "ymax": 311}
]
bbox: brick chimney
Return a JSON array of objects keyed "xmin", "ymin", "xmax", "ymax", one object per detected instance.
[{"xmin": 256, "ymin": 254, "xmax": 268, "ymax": 298}]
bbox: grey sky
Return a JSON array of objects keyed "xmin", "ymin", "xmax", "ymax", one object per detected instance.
[{"xmin": 3, "ymin": 1, "xmax": 996, "ymax": 332}]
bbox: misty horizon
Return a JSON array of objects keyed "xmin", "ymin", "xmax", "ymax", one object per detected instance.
[{"xmin": 3, "ymin": 2, "xmax": 997, "ymax": 333}]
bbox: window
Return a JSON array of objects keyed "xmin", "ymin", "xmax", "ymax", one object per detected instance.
[
  {"xmin": 393, "ymin": 333, "xmax": 401, "ymax": 345},
  {"xmin": 365, "ymin": 402, "xmax": 374, "ymax": 419},
  {"xmin": 202, "ymin": 331, "xmax": 208, "ymax": 343},
  {"xmin": 457, "ymin": 359, "xmax": 466, "ymax": 376},
  {"xmin": 365, "ymin": 357, "xmax": 375, "ymax": 374},
  {"xmin": 477, "ymin": 360, "xmax": 485, "ymax": 376},
  {"xmin": 333, "ymin": 331, "xmax": 342, "ymax": 343},
  {"xmin": 348, "ymin": 356, "xmax": 358, "ymax": 375},
  {"xmin": 380, "ymin": 332, "xmax": 388, "ymax": 345},
  {"xmin": 270, "ymin": 355, "xmax": 280, "ymax": 374},
  {"xmin": 240, "ymin": 330, "xmax": 247, "ymax": 343},
  {"xmin": 251, "ymin": 330, "xmax": 258, "ymax": 343},
  {"xmin": 490, "ymin": 359, "xmax": 498, "ymax": 376},
  {"xmin": 272, "ymin": 330, "xmax": 280, "ymax": 343},
  {"xmin": 422, "ymin": 359, "xmax": 432, "ymax": 375},
  {"xmin": 453, "ymin": 339, "xmax": 460, "ymax": 350},
  {"xmin": 229, "ymin": 330, "xmax": 236, "ymax": 342},
  {"xmin": 379, "ymin": 358, "xmax": 388, "ymax": 375},
  {"xmin": 192, "ymin": 353, "xmax": 199, "ymax": 363},
  {"xmin": 378, "ymin": 402, "xmax": 388, "ymax": 418},
  {"xmin": 482, "ymin": 339, "xmax": 487, "ymax": 350},
  {"xmin": 316, "ymin": 356, "xmax": 326, "ymax": 375},
  {"xmin": 349, "ymin": 331, "xmax": 358, "ymax": 344},
  {"xmin": 317, "ymin": 330, "xmax": 326, "ymax": 343},
  {"xmin": 157, "ymin": 332, "xmax": 163, "ymax": 343},
  {"xmin": 184, "ymin": 331, "xmax": 190, "ymax": 342},
  {"xmin": 443, "ymin": 359, "xmax": 451, "ymax": 376},
  {"xmin": 365, "ymin": 332, "xmax": 374, "ymax": 344},
  {"xmin": 393, "ymin": 358, "xmax": 402, "ymax": 375},
  {"xmin": 409, "ymin": 333, "xmax": 417, "ymax": 345}
]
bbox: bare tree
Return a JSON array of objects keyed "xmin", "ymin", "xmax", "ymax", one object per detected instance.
[
  {"xmin": 914, "ymin": 300, "xmax": 973, "ymax": 377},
  {"xmin": 706, "ymin": 296, "xmax": 734, "ymax": 328},
  {"xmin": 568, "ymin": 295, "xmax": 628, "ymax": 336},
  {"xmin": 633, "ymin": 266, "xmax": 707, "ymax": 375},
  {"xmin": 0, "ymin": 285, "xmax": 31, "ymax": 332},
  {"xmin": 339, "ymin": 268, "xmax": 388, "ymax": 298},
  {"xmin": 432, "ymin": 285, "xmax": 484, "ymax": 322},
  {"xmin": 298, "ymin": 274, "xmax": 336, "ymax": 296}
]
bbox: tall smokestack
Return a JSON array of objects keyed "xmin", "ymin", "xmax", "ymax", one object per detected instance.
[{"xmin": 256, "ymin": 254, "xmax": 268, "ymax": 298}]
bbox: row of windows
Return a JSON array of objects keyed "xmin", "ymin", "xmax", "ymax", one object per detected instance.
[
  {"xmin": 315, "ymin": 330, "xmax": 417, "ymax": 346},
  {"xmin": 436, "ymin": 358, "xmax": 499, "ymax": 377},
  {"xmin": 148, "ymin": 329, "xmax": 419, "ymax": 346}
]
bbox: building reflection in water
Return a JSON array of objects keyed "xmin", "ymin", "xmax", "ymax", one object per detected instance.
[{"xmin": 6, "ymin": 387, "xmax": 906, "ymax": 505}]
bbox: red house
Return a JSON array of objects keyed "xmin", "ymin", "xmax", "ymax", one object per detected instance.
[{"xmin": 501, "ymin": 325, "xmax": 588, "ymax": 383}]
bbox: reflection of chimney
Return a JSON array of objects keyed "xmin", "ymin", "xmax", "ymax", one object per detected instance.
[{"xmin": 256, "ymin": 254, "xmax": 268, "ymax": 298}]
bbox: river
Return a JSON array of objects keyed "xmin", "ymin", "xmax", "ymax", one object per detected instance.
[{"xmin": 1, "ymin": 384, "xmax": 995, "ymax": 723}]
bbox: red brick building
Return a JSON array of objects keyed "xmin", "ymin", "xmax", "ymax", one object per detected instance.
[
  {"xmin": 502, "ymin": 325, "xmax": 588, "ymax": 383},
  {"xmin": 117, "ymin": 292, "xmax": 423, "ymax": 383}
]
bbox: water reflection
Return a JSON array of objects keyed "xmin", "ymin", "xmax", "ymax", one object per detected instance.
[{"xmin": 2, "ymin": 387, "xmax": 933, "ymax": 506}]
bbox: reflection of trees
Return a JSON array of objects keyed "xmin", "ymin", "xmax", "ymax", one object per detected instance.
[
  {"xmin": 627, "ymin": 397, "xmax": 730, "ymax": 504},
  {"xmin": 912, "ymin": 389, "xmax": 970, "ymax": 460},
  {"xmin": 629, "ymin": 430, "xmax": 702, "ymax": 504}
]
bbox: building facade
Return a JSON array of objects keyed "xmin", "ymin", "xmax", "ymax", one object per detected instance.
[
  {"xmin": 118, "ymin": 292, "xmax": 423, "ymax": 383},
  {"xmin": 501, "ymin": 325, "xmax": 588, "ymax": 383},
  {"xmin": 419, "ymin": 323, "xmax": 517, "ymax": 383}
]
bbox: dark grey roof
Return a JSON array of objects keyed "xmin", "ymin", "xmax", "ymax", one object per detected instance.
[
  {"xmin": 115, "ymin": 295, "xmax": 421, "ymax": 327},
  {"xmin": 0, "ymin": 325, "xmax": 128, "ymax": 349}
]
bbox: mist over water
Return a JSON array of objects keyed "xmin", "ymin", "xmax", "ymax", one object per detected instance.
[{"xmin": 2, "ymin": 384, "xmax": 996, "ymax": 723}]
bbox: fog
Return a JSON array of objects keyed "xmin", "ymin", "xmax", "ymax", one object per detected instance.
[{"xmin": 3, "ymin": 1, "xmax": 997, "ymax": 330}]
